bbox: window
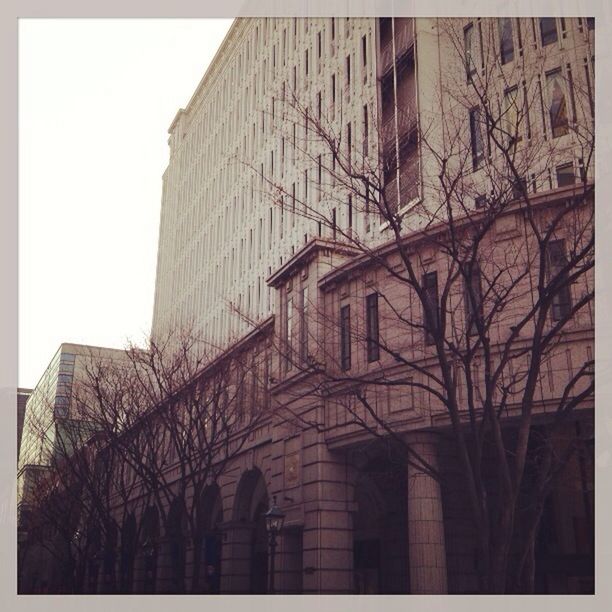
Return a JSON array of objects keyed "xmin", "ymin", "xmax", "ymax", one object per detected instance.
[
  {"xmin": 512, "ymin": 177, "xmax": 527, "ymax": 200},
  {"xmin": 499, "ymin": 18, "xmax": 514, "ymax": 64},
  {"xmin": 547, "ymin": 69, "xmax": 569, "ymax": 137},
  {"xmin": 346, "ymin": 54, "xmax": 351, "ymax": 88},
  {"xmin": 340, "ymin": 304, "xmax": 351, "ymax": 370},
  {"xmin": 366, "ymin": 293, "xmax": 380, "ymax": 362},
  {"xmin": 475, "ymin": 194, "xmax": 487, "ymax": 209},
  {"xmin": 331, "ymin": 73, "xmax": 336, "ymax": 111},
  {"xmin": 284, "ymin": 295, "xmax": 294, "ymax": 371},
  {"xmin": 547, "ymin": 240, "xmax": 572, "ymax": 321},
  {"xmin": 363, "ymin": 104, "xmax": 369, "ymax": 156},
  {"xmin": 464, "ymin": 264, "xmax": 483, "ymax": 336},
  {"xmin": 586, "ymin": 17, "xmax": 594, "ymax": 31},
  {"xmin": 540, "ymin": 18, "xmax": 558, "ymax": 46},
  {"xmin": 464, "ymin": 23, "xmax": 476, "ymax": 79},
  {"xmin": 556, "ymin": 162, "xmax": 575, "ymax": 187},
  {"xmin": 422, "ymin": 272, "xmax": 439, "ymax": 345},
  {"xmin": 362, "ymin": 34, "xmax": 367, "ymax": 67},
  {"xmin": 300, "ymin": 286, "xmax": 309, "ymax": 363},
  {"xmin": 503, "ymin": 86, "xmax": 520, "ymax": 144},
  {"xmin": 469, "ymin": 108, "xmax": 484, "ymax": 169}
]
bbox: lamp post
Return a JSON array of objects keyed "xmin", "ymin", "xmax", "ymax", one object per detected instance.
[{"xmin": 264, "ymin": 496, "xmax": 285, "ymax": 594}]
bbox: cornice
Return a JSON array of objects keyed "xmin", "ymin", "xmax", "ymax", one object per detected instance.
[{"xmin": 168, "ymin": 18, "xmax": 256, "ymax": 136}]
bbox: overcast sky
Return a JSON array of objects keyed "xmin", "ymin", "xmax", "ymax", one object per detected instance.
[{"xmin": 18, "ymin": 18, "xmax": 234, "ymax": 388}]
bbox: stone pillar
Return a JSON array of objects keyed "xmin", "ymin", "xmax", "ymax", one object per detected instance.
[
  {"xmin": 219, "ymin": 521, "xmax": 255, "ymax": 594},
  {"xmin": 406, "ymin": 431, "xmax": 448, "ymax": 594}
]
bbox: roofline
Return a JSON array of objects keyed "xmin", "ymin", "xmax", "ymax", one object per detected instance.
[
  {"xmin": 318, "ymin": 182, "xmax": 593, "ymax": 291},
  {"xmin": 266, "ymin": 238, "xmax": 360, "ymax": 288},
  {"xmin": 168, "ymin": 18, "xmax": 241, "ymax": 134}
]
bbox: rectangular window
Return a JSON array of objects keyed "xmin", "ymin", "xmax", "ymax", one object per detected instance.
[
  {"xmin": 363, "ymin": 104, "xmax": 369, "ymax": 157},
  {"xmin": 331, "ymin": 74, "xmax": 336, "ymax": 109},
  {"xmin": 547, "ymin": 240, "xmax": 572, "ymax": 321},
  {"xmin": 503, "ymin": 85, "xmax": 520, "ymax": 144},
  {"xmin": 540, "ymin": 18, "xmax": 558, "ymax": 46},
  {"xmin": 464, "ymin": 23, "xmax": 476, "ymax": 79},
  {"xmin": 348, "ymin": 194, "xmax": 353, "ymax": 229},
  {"xmin": 362, "ymin": 34, "xmax": 367, "ymax": 67},
  {"xmin": 300, "ymin": 286, "xmax": 309, "ymax": 362},
  {"xmin": 556, "ymin": 162, "xmax": 575, "ymax": 187},
  {"xmin": 499, "ymin": 18, "xmax": 514, "ymax": 64},
  {"xmin": 422, "ymin": 272, "xmax": 439, "ymax": 345},
  {"xmin": 340, "ymin": 304, "xmax": 351, "ymax": 370},
  {"xmin": 512, "ymin": 177, "xmax": 527, "ymax": 200},
  {"xmin": 332, "ymin": 208, "xmax": 337, "ymax": 239},
  {"xmin": 346, "ymin": 54, "xmax": 351, "ymax": 88},
  {"xmin": 347, "ymin": 122, "xmax": 352, "ymax": 169},
  {"xmin": 285, "ymin": 295, "xmax": 294, "ymax": 370},
  {"xmin": 547, "ymin": 68, "xmax": 569, "ymax": 138},
  {"xmin": 464, "ymin": 264, "xmax": 483, "ymax": 336},
  {"xmin": 366, "ymin": 292, "xmax": 380, "ymax": 362},
  {"xmin": 469, "ymin": 108, "xmax": 484, "ymax": 169},
  {"xmin": 586, "ymin": 17, "xmax": 594, "ymax": 30},
  {"xmin": 475, "ymin": 194, "xmax": 487, "ymax": 209}
]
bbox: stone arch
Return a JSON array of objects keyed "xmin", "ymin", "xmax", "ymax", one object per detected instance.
[
  {"xmin": 85, "ymin": 523, "xmax": 102, "ymax": 594},
  {"xmin": 353, "ymin": 473, "xmax": 386, "ymax": 594},
  {"xmin": 161, "ymin": 496, "xmax": 189, "ymax": 594},
  {"xmin": 100, "ymin": 521, "xmax": 118, "ymax": 593},
  {"xmin": 351, "ymin": 451, "xmax": 409, "ymax": 594},
  {"xmin": 139, "ymin": 505, "xmax": 159, "ymax": 594},
  {"xmin": 194, "ymin": 484, "xmax": 224, "ymax": 593},
  {"xmin": 119, "ymin": 513, "xmax": 137, "ymax": 593},
  {"xmin": 232, "ymin": 467, "xmax": 269, "ymax": 593}
]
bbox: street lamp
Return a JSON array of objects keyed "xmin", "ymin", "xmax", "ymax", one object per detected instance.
[{"xmin": 264, "ymin": 496, "xmax": 285, "ymax": 594}]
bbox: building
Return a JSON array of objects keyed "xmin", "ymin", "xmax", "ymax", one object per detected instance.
[
  {"xmin": 17, "ymin": 387, "xmax": 32, "ymax": 460},
  {"xmin": 152, "ymin": 17, "xmax": 382, "ymax": 344},
  {"xmin": 18, "ymin": 343, "xmax": 126, "ymax": 511},
  {"xmin": 19, "ymin": 17, "xmax": 594, "ymax": 595}
]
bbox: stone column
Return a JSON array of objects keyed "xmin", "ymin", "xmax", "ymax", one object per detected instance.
[
  {"xmin": 406, "ymin": 431, "xmax": 448, "ymax": 594},
  {"xmin": 218, "ymin": 521, "xmax": 255, "ymax": 594}
]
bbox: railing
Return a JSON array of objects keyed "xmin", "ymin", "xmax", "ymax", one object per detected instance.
[
  {"xmin": 383, "ymin": 155, "xmax": 420, "ymax": 213},
  {"xmin": 381, "ymin": 107, "xmax": 418, "ymax": 148},
  {"xmin": 378, "ymin": 20, "xmax": 415, "ymax": 77}
]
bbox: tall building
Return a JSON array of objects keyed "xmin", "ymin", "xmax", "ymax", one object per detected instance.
[
  {"xmin": 152, "ymin": 16, "xmax": 594, "ymax": 346},
  {"xmin": 19, "ymin": 17, "xmax": 594, "ymax": 595},
  {"xmin": 152, "ymin": 17, "xmax": 381, "ymax": 344}
]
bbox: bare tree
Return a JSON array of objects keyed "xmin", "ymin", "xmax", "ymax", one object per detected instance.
[{"xmin": 246, "ymin": 17, "xmax": 594, "ymax": 594}]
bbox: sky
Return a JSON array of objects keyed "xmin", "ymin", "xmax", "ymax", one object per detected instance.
[{"xmin": 18, "ymin": 18, "xmax": 234, "ymax": 389}]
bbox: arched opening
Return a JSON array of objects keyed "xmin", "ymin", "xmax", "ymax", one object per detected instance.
[
  {"xmin": 353, "ymin": 475, "xmax": 384, "ymax": 594},
  {"xmin": 85, "ymin": 525, "xmax": 101, "ymax": 594},
  {"xmin": 233, "ymin": 468, "xmax": 269, "ymax": 594},
  {"xmin": 100, "ymin": 522, "xmax": 118, "ymax": 593},
  {"xmin": 195, "ymin": 484, "xmax": 223, "ymax": 593},
  {"xmin": 163, "ymin": 496, "xmax": 188, "ymax": 594},
  {"xmin": 139, "ymin": 506, "xmax": 159, "ymax": 594},
  {"xmin": 351, "ymin": 450, "xmax": 409, "ymax": 594},
  {"xmin": 119, "ymin": 513, "xmax": 137, "ymax": 593}
]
